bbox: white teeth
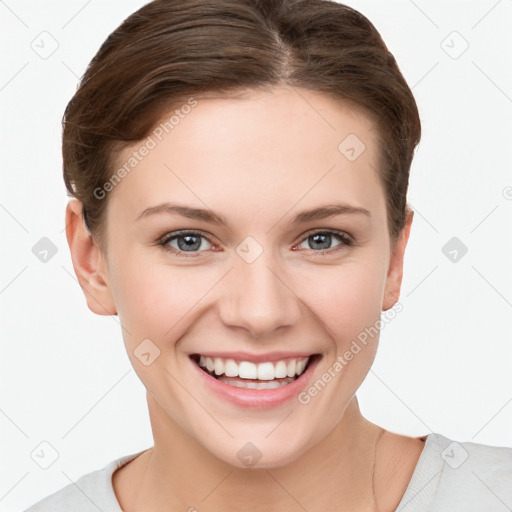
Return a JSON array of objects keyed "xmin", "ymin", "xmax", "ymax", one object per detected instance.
[
  {"xmin": 196, "ymin": 355, "xmax": 311, "ymax": 380},
  {"xmin": 224, "ymin": 358, "xmax": 238, "ymax": 377},
  {"xmin": 274, "ymin": 360, "xmax": 288, "ymax": 378},
  {"xmin": 218, "ymin": 377, "xmax": 295, "ymax": 389},
  {"xmin": 238, "ymin": 361, "xmax": 258, "ymax": 379},
  {"xmin": 205, "ymin": 357, "xmax": 215, "ymax": 372},
  {"xmin": 257, "ymin": 362, "xmax": 275, "ymax": 380},
  {"xmin": 213, "ymin": 357, "xmax": 224, "ymax": 376},
  {"xmin": 286, "ymin": 359, "xmax": 296, "ymax": 378}
]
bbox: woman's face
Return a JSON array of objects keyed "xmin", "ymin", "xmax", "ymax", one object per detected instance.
[{"xmin": 83, "ymin": 86, "xmax": 410, "ymax": 468}]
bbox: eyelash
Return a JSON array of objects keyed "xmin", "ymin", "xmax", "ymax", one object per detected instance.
[{"xmin": 157, "ymin": 229, "xmax": 355, "ymax": 258}]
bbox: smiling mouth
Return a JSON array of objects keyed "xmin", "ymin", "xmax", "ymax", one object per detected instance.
[{"xmin": 190, "ymin": 354, "xmax": 320, "ymax": 389}]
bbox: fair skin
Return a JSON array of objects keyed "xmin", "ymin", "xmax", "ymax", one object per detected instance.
[{"xmin": 66, "ymin": 85, "xmax": 424, "ymax": 511}]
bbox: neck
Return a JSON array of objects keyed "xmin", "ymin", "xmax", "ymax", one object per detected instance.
[{"xmin": 124, "ymin": 394, "xmax": 384, "ymax": 511}]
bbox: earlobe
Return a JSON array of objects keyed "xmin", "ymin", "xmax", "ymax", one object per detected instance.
[
  {"xmin": 382, "ymin": 209, "xmax": 414, "ymax": 311},
  {"xmin": 65, "ymin": 200, "xmax": 117, "ymax": 316}
]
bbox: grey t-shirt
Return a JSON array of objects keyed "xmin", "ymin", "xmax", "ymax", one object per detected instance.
[{"xmin": 24, "ymin": 432, "xmax": 512, "ymax": 511}]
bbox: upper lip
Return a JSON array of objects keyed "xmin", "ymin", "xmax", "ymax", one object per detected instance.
[{"xmin": 190, "ymin": 351, "xmax": 318, "ymax": 364}]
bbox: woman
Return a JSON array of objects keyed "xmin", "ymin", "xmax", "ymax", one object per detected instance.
[{"xmin": 25, "ymin": 0, "xmax": 512, "ymax": 510}]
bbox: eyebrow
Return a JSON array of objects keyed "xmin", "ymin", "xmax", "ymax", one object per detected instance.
[{"xmin": 136, "ymin": 202, "xmax": 371, "ymax": 225}]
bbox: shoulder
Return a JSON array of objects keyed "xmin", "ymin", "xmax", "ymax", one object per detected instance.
[
  {"xmin": 23, "ymin": 451, "xmax": 144, "ymax": 512},
  {"xmin": 432, "ymin": 434, "xmax": 512, "ymax": 509},
  {"xmin": 397, "ymin": 432, "xmax": 512, "ymax": 511}
]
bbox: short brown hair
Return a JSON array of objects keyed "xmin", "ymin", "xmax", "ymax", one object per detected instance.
[{"xmin": 63, "ymin": 0, "xmax": 421, "ymax": 250}]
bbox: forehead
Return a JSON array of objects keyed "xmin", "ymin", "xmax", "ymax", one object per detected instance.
[
  {"xmin": 170, "ymin": 86, "xmax": 378, "ymax": 160},
  {"xmin": 107, "ymin": 86, "xmax": 384, "ymax": 225}
]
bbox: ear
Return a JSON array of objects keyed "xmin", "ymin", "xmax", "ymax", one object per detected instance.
[
  {"xmin": 382, "ymin": 208, "xmax": 414, "ymax": 311},
  {"xmin": 65, "ymin": 199, "xmax": 117, "ymax": 316}
]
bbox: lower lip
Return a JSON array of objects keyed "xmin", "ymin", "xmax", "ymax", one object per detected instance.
[{"xmin": 190, "ymin": 356, "xmax": 321, "ymax": 409}]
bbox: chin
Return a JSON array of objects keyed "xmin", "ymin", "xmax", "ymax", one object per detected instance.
[{"xmin": 202, "ymin": 430, "xmax": 315, "ymax": 470}]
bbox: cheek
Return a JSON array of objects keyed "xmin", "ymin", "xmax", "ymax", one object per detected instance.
[
  {"xmin": 297, "ymin": 265, "xmax": 383, "ymax": 414},
  {"xmin": 297, "ymin": 260, "xmax": 385, "ymax": 341},
  {"xmin": 112, "ymin": 258, "xmax": 217, "ymax": 342}
]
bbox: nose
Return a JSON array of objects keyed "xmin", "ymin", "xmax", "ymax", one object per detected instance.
[{"xmin": 217, "ymin": 246, "xmax": 302, "ymax": 339}]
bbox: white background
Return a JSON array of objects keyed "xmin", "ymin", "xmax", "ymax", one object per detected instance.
[{"xmin": 1, "ymin": 0, "xmax": 511, "ymax": 510}]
